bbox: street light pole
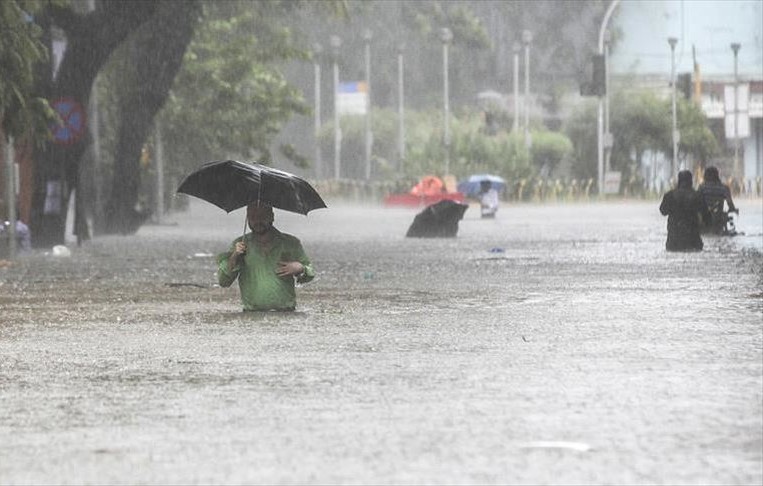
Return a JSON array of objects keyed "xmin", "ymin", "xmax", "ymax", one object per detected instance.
[
  {"xmin": 597, "ymin": 0, "xmax": 619, "ymax": 196},
  {"xmin": 440, "ymin": 27, "xmax": 452, "ymax": 176},
  {"xmin": 330, "ymin": 35, "xmax": 341, "ymax": 180},
  {"xmin": 4, "ymin": 137, "xmax": 16, "ymax": 258},
  {"xmin": 522, "ymin": 30, "xmax": 532, "ymax": 149},
  {"xmin": 512, "ymin": 42, "xmax": 520, "ymax": 133},
  {"xmin": 397, "ymin": 42, "xmax": 405, "ymax": 169},
  {"xmin": 603, "ymin": 29, "xmax": 612, "ymax": 171},
  {"xmin": 363, "ymin": 29, "xmax": 373, "ymax": 180},
  {"xmin": 668, "ymin": 37, "xmax": 678, "ymax": 175},
  {"xmin": 731, "ymin": 42, "xmax": 741, "ymax": 179},
  {"xmin": 313, "ymin": 43, "xmax": 322, "ymax": 179}
]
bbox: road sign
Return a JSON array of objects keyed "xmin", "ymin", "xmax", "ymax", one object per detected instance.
[
  {"xmin": 51, "ymin": 98, "xmax": 87, "ymax": 145},
  {"xmin": 337, "ymin": 81, "xmax": 368, "ymax": 115},
  {"xmin": 603, "ymin": 171, "xmax": 621, "ymax": 194}
]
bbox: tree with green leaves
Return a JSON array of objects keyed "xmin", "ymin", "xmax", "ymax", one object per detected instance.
[
  {"xmin": 93, "ymin": 0, "xmax": 344, "ymax": 234},
  {"xmin": 27, "ymin": 0, "xmax": 158, "ymax": 246},
  {"xmin": 565, "ymin": 89, "xmax": 718, "ymax": 193},
  {"xmin": 99, "ymin": 0, "xmax": 200, "ymax": 234},
  {"xmin": 0, "ymin": 1, "xmax": 55, "ymax": 145}
]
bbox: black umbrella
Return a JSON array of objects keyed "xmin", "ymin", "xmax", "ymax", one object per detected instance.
[
  {"xmin": 176, "ymin": 160, "xmax": 327, "ymax": 215},
  {"xmin": 406, "ymin": 200, "xmax": 469, "ymax": 238}
]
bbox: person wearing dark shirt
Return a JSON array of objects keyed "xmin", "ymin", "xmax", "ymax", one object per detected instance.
[
  {"xmin": 659, "ymin": 170, "xmax": 711, "ymax": 252},
  {"xmin": 698, "ymin": 166, "xmax": 738, "ymax": 234}
]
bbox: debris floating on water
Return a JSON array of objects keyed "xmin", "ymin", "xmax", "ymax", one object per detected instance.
[
  {"xmin": 519, "ymin": 441, "xmax": 592, "ymax": 452},
  {"xmin": 51, "ymin": 245, "xmax": 71, "ymax": 257}
]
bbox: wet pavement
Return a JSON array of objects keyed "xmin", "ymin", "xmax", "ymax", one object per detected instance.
[{"xmin": 1, "ymin": 198, "xmax": 762, "ymax": 485}]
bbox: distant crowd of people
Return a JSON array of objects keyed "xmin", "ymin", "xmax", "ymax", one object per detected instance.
[{"xmin": 659, "ymin": 166, "xmax": 739, "ymax": 252}]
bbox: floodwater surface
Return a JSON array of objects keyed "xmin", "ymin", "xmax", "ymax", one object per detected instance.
[{"xmin": 1, "ymin": 198, "xmax": 761, "ymax": 485}]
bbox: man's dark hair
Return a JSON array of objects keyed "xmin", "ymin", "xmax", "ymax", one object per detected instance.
[
  {"xmin": 677, "ymin": 170, "xmax": 693, "ymax": 189},
  {"xmin": 704, "ymin": 166, "xmax": 720, "ymax": 183}
]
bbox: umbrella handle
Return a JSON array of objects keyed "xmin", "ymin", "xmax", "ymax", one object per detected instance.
[{"xmin": 242, "ymin": 213, "xmax": 247, "ymax": 240}]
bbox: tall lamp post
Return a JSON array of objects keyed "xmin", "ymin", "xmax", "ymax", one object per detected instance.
[
  {"xmin": 397, "ymin": 42, "xmax": 405, "ymax": 168},
  {"xmin": 363, "ymin": 29, "xmax": 373, "ymax": 180},
  {"xmin": 597, "ymin": 0, "xmax": 619, "ymax": 196},
  {"xmin": 440, "ymin": 27, "xmax": 453, "ymax": 176},
  {"xmin": 522, "ymin": 30, "xmax": 532, "ymax": 149},
  {"xmin": 4, "ymin": 138, "xmax": 16, "ymax": 258},
  {"xmin": 512, "ymin": 42, "xmax": 520, "ymax": 133},
  {"xmin": 731, "ymin": 42, "xmax": 741, "ymax": 179},
  {"xmin": 603, "ymin": 29, "xmax": 612, "ymax": 172},
  {"xmin": 312, "ymin": 43, "xmax": 322, "ymax": 179},
  {"xmin": 668, "ymin": 37, "xmax": 678, "ymax": 175},
  {"xmin": 330, "ymin": 35, "xmax": 341, "ymax": 180}
]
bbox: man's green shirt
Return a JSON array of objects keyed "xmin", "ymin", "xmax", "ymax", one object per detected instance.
[{"xmin": 217, "ymin": 229, "xmax": 314, "ymax": 311}]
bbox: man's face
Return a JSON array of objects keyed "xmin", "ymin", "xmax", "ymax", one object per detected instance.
[{"xmin": 247, "ymin": 205, "xmax": 274, "ymax": 234}]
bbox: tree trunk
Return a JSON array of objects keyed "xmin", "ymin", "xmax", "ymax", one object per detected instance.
[
  {"xmin": 102, "ymin": 0, "xmax": 200, "ymax": 235},
  {"xmin": 30, "ymin": 1, "xmax": 157, "ymax": 248}
]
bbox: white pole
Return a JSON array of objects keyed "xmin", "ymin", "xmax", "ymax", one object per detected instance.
[
  {"xmin": 91, "ymin": 79, "xmax": 102, "ymax": 227},
  {"xmin": 364, "ymin": 29, "xmax": 372, "ymax": 180},
  {"xmin": 313, "ymin": 43, "xmax": 322, "ymax": 179},
  {"xmin": 331, "ymin": 35, "xmax": 341, "ymax": 180},
  {"xmin": 441, "ymin": 28, "xmax": 452, "ymax": 176},
  {"xmin": 512, "ymin": 42, "xmax": 520, "ymax": 133},
  {"xmin": 597, "ymin": 0, "xmax": 620, "ymax": 195},
  {"xmin": 604, "ymin": 30, "xmax": 612, "ymax": 171},
  {"xmin": 669, "ymin": 37, "xmax": 678, "ymax": 174},
  {"xmin": 154, "ymin": 122, "xmax": 164, "ymax": 223},
  {"xmin": 4, "ymin": 137, "xmax": 16, "ymax": 257},
  {"xmin": 731, "ymin": 43, "xmax": 741, "ymax": 179},
  {"xmin": 522, "ymin": 30, "xmax": 532, "ymax": 149},
  {"xmin": 397, "ymin": 43, "xmax": 405, "ymax": 168}
]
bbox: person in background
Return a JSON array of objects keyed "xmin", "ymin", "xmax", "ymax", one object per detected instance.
[
  {"xmin": 659, "ymin": 170, "xmax": 711, "ymax": 252},
  {"xmin": 217, "ymin": 203, "xmax": 314, "ymax": 311},
  {"xmin": 0, "ymin": 211, "xmax": 32, "ymax": 253},
  {"xmin": 478, "ymin": 180, "xmax": 499, "ymax": 218},
  {"xmin": 698, "ymin": 166, "xmax": 738, "ymax": 234}
]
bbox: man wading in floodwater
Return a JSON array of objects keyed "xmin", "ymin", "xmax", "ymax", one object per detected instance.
[
  {"xmin": 217, "ymin": 203, "xmax": 314, "ymax": 311},
  {"xmin": 659, "ymin": 170, "xmax": 711, "ymax": 252}
]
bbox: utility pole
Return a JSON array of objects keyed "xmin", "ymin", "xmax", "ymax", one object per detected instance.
[
  {"xmin": 731, "ymin": 42, "xmax": 741, "ymax": 179},
  {"xmin": 522, "ymin": 30, "xmax": 532, "ymax": 149},
  {"xmin": 4, "ymin": 137, "xmax": 16, "ymax": 258},
  {"xmin": 154, "ymin": 122, "xmax": 164, "ymax": 224},
  {"xmin": 363, "ymin": 29, "xmax": 373, "ymax": 180},
  {"xmin": 668, "ymin": 37, "xmax": 679, "ymax": 174},
  {"xmin": 313, "ymin": 43, "xmax": 322, "ymax": 179},
  {"xmin": 440, "ymin": 27, "xmax": 452, "ymax": 176},
  {"xmin": 512, "ymin": 42, "xmax": 520, "ymax": 133},
  {"xmin": 604, "ymin": 29, "xmax": 612, "ymax": 172},
  {"xmin": 397, "ymin": 42, "xmax": 405, "ymax": 168},
  {"xmin": 597, "ymin": 0, "xmax": 620, "ymax": 196},
  {"xmin": 330, "ymin": 35, "xmax": 341, "ymax": 180}
]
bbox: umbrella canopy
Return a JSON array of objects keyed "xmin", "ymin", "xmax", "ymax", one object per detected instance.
[
  {"xmin": 406, "ymin": 200, "xmax": 469, "ymax": 238},
  {"xmin": 177, "ymin": 160, "xmax": 327, "ymax": 215},
  {"xmin": 410, "ymin": 175, "xmax": 445, "ymax": 196},
  {"xmin": 456, "ymin": 174, "xmax": 506, "ymax": 196}
]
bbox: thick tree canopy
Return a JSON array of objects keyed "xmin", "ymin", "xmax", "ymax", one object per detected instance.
[
  {"xmin": 0, "ymin": 0, "xmax": 54, "ymax": 143},
  {"xmin": 29, "ymin": 0, "xmax": 158, "ymax": 246}
]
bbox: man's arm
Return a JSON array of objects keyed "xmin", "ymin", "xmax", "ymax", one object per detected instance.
[
  {"xmin": 217, "ymin": 241, "xmax": 245, "ymax": 287},
  {"xmin": 292, "ymin": 238, "xmax": 315, "ymax": 284},
  {"xmin": 724, "ymin": 185, "xmax": 737, "ymax": 212},
  {"xmin": 659, "ymin": 192, "xmax": 672, "ymax": 216}
]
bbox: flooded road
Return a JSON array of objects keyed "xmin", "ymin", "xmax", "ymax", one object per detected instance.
[{"xmin": 1, "ymin": 198, "xmax": 761, "ymax": 485}]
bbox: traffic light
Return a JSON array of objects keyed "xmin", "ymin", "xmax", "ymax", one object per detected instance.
[
  {"xmin": 580, "ymin": 54, "xmax": 606, "ymax": 97},
  {"xmin": 677, "ymin": 72, "xmax": 692, "ymax": 100},
  {"xmin": 592, "ymin": 54, "xmax": 606, "ymax": 96}
]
